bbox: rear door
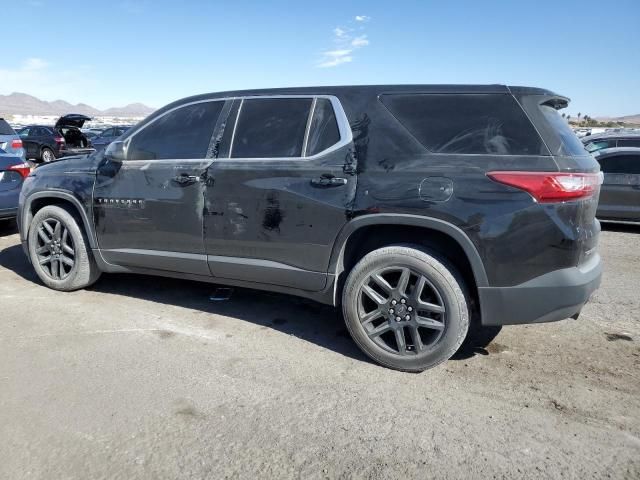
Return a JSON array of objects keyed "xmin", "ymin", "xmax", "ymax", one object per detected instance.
[
  {"xmin": 595, "ymin": 151, "xmax": 640, "ymax": 221},
  {"xmin": 94, "ymin": 100, "xmax": 227, "ymax": 275},
  {"xmin": 203, "ymin": 95, "xmax": 356, "ymax": 291}
]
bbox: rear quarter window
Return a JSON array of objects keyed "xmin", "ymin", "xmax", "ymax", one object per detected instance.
[{"xmin": 380, "ymin": 93, "xmax": 546, "ymax": 155}]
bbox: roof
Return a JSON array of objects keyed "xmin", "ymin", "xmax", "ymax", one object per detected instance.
[
  {"xmin": 149, "ymin": 84, "xmax": 562, "ymax": 118},
  {"xmin": 592, "ymin": 146, "xmax": 640, "ymax": 157}
]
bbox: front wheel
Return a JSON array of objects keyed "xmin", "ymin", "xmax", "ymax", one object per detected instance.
[
  {"xmin": 342, "ymin": 245, "xmax": 470, "ymax": 372},
  {"xmin": 28, "ymin": 205, "xmax": 101, "ymax": 291}
]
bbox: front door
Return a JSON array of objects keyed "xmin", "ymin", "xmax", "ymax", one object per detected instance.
[
  {"xmin": 597, "ymin": 151, "xmax": 640, "ymax": 221},
  {"xmin": 203, "ymin": 96, "xmax": 357, "ymax": 291},
  {"xmin": 94, "ymin": 100, "xmax": 227, "ymax": 275}
]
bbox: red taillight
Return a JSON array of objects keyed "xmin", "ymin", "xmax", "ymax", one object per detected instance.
[
  {"xmin": 11, "ymin": 139, "xmax": 22, "ymax": 149},
  {"xmin": 54, "ymin": 136, "xmax": 65, "ymax": 144},
  {"xmin": 9, "ymin": 162, "xmax": 32, "ymax": 179},
  {"xmin": 487, "ymin": 171, "xmax": 603, "ymax": 203}
]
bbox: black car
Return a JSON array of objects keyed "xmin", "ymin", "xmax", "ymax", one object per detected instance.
[
  {"xmin": 17, "ymin": 85, "xmax": 603, "ymax": 372},
  {"xmin": 90, "ymin": 126, "xmax": 131, "ymax": 152},
  {"xmin": 0, "ymin": 150, "xmax": 30, "ymax": 221},
  {"xmin": 592, "ymin": 147, "xmax": 640, "ymax": 222},
  {"xmin": 18, "ymin": 114, "xmax": 95, "ymax": 162},
  {"xmin": 582, "ymin": 131, "xmax": 640, "ymax": 153}
]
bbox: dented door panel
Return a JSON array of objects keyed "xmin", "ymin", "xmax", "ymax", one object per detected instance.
[{"xmin": 203, "ymin": 145, "xmax": 356, "ymax": 289}]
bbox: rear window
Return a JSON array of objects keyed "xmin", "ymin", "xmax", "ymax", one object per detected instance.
[
  {"xmin": 380, "ymin": 93, "xmax": 546, "ymax": 155},
  {"xmin": 539, "ymin": 105, "xmax": 587, "ymax": 156},
  {"xmin": 585, "ymin": 139, "xmax": 616, "ymax": 153},
  {"xmin": 231, "ymin": 98, "xmax": 312, "ymax": 158},
  {"xmin": 597, "ymin": 154, "xmax": 640, "ymax": 174},
  {"xmin": 0, "ymin": 119, "xmax": 16, "ymax": 135}
]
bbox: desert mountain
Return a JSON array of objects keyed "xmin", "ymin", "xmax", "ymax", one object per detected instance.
[{"xmin": 0, "ymin": 92, "xmax": 155, "ymax": 117}]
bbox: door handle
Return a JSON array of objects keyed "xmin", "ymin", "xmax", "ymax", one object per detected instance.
[
  {"xmin": 172, "ymin": 173, "xmax": 200, "ymax": 185},
  {"xmin": 310, "ymin": 176, "xmax": 347, "ymax": 187}
]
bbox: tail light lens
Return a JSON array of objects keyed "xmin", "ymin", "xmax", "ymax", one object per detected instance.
[
  {"xmin": 9, "ymin": 162, "xmax": 32, "ymax": 179},
  {"xmin": 54, "ymin": 136, "xmax": 65, "ymax": 144},
  {"xmin": 11, "ymin": 139, "xmax": 23, "ymax": 149},
  {"xmin": 487, "ymin": 171, "xmax": 603, "ymax": 203}
]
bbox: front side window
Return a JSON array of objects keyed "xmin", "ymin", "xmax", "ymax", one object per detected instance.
[
  {"xmin": 381, "ymin": 93, "xmax": 546, "ymax": 155},
  {"xmin": 127, "ymin": 101, "xmax": 224, "ymax": 160},
  {"xmin": 597, "ymin": 154, "xmax": 640, "ymax": 174},
  {"xmin": 231, "ymin": 98, "xmax": 312, "ymax": 158}
]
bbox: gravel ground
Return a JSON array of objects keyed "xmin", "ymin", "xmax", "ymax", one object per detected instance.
[{"xmin": 0, "ymin": 220, "xmax": 638, "ymax": 479}]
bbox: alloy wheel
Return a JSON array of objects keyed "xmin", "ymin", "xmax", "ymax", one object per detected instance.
[
  {"xmin": 357, "ymin": 266, "xmax": 446, "ymax": 356},
  {"xmin": 34, "ymin": 218, "xmax": 75, "ymax": 280}
]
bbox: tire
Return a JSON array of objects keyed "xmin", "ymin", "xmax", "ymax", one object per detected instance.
[
  {"xmin": 41, "ymin": 147, "xmax": 55, "ymax": 163},
  {"xmin": 27, "ymin": 205, "xmax": 101, "ymax": 291},
  {"xmin": 342, "ymin": 245, "xmax": 470, "ymax": 372}
]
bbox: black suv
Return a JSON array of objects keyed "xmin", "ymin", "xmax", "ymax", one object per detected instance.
[
  {"xmin": 17, "ymin": 85, "xmax": 603, "ymax": 371},
  {"xmin": 18, "ymin": 114, "xmax": 95, "ymax": 162}
]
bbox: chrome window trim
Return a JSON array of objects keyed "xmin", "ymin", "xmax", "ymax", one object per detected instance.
[
  {"xmin": 122, "ymin": 94, "xmax": 352, "ymax": 164},
  {"xmin": 226, "ymin": 94, "xmax": 352, "ymax": 162},
  {"xmin": 301, "ymin": 97, "xmax": 317, "ymax": 157}
]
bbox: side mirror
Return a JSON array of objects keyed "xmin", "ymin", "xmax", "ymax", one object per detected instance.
[{"xmin": 104, "ymin": 140, "xmax": 126, "ymax": 162}]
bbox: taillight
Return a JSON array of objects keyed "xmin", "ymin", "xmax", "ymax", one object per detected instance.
[
  {"xmin": 11, "ymin": 139, "xmax": 22, "ymax": 149},
  {"xmin": 54, "ymin": 136, "xmax": 65, "ymax": 144},
  {"xmin": 487, "ymin": 171, "xmax": 603, "ymax": 203},
  {"xmin": 9, "ymin": 162, "xmax": 32, "ymax": 179}
]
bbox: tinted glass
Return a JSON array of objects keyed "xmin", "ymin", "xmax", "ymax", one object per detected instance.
[
  {"xmin": 18, "ymin": 128, "xmax": 29, "ymax": 137},
  {"xmin": 585, "ymin": 139, "xmax": 616, "ymax": 153},
  {"xmin": 539, "ymin": 105, "xmax": 587, "ymax": 156},
  {"xmin": 306, "ymin": 98, "xmax": 340, "ymax": 156},
  {"xmin": 232, "ymin": 98, "xmax": 312, "ymax": 158},
  {"xmin": 0, "ymin": 119, "xmax": 14, "ymax": 135},
  {"xmin": 381, "ymin": 94, "xmax": 545, "ymax": 155},
  {"xmin": 598, "ymin": 154, "xmax": 640, "ymax": 174},
  {"xmin": 128, "ymin": 101, "xmax": 223, "ymax": 160},
  {"xmin": 618, "ymin": 139, "xmax": 640, "ymax": 148}
]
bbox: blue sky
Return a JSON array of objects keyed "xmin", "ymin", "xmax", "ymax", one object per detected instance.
[{"xmin": 2, "ymin": 0, "xmax": 639, "ymax": 116}]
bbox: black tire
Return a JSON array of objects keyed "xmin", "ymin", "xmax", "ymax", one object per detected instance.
[
  {"xmin": 342, "ymin": 245, "xmax": 470, "ymax": 372},
  {"xmin": 41, "ymin": 147, "xmax": 55, "ymax": 163},
  {"xmin": 28, "ymin": 205, "xmax": 101, "ymax": 291}
]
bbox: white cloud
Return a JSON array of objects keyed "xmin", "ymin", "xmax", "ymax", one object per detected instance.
[
  {"xmin": 351, "ymin": 35, "xmax": 369, "ymax": 48},
  {"xmin": 317, "ymin": 16, "xmax": 371, "ymax": 68}
]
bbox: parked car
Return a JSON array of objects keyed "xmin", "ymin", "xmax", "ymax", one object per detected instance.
[
  {"xmin": 0, "ymin": 149, "xmax": 30, "ymax": 221},
  {"xmin": 0, "ymin": 118, "xmax": 26, "ymax": 160},
  {"xmin": 17, "ymin": 85, "xmax": 603, "ymax": 372},
  {"xmin": 17, "ymin": 114, "xmax": 95, "ymax": 162},
  {"xmin": 582, "ymin": 131, "xmax": 640, "ymax": 153},
  {"xmin": 592, "ymin": 147, "xmax": 640, "ymax": 222},
  {"xmin": 90, "ymin": 126, "xmax": 131, "ymax": 151}
]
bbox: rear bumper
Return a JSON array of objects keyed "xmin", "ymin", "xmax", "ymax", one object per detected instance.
[{"xmin": 478, "ymin": 253, "xmax": 602, "ymax": 326}]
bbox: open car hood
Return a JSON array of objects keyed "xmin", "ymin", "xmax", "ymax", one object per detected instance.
[{"xmin": 55, "ymin": 114, "xmax": 92, "ymax": 129}]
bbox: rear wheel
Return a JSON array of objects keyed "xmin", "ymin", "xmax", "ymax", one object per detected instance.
[
  {"xmin": 28, "ymin": 205, "xmax": 101, "ymax": 291},
  {"xmin": 41, "ymin": 147, "xmax": 54, "ymax": 163},
  {"xmin": 342, "ymin": 245, "xmax": 469, "ymax": 372}
]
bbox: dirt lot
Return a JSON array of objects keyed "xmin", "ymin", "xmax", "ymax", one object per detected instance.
[{"xmin": 0, "ymin": 221, "xmax": 638, "ymax": 479}]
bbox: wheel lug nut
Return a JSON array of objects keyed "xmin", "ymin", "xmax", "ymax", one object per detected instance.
[
  {"xmin": 389, "ymin": 309, "xmax": 394, "ymax": 314},
  {"xmin": 405, "ymin": 315, "xmax": 411, "ymax": 321},
  {"xmin": 408, "ymin": 306, "xmax": 413, "ymax": 312},
  {"xmin": 395, "ymin": 316, "xmax": 401, "ymax": 322},
  {"xmin": 400, "ymin": 298, "xmax": 406, "ymax": 304},
  {"xmin": 391, "ymin": 300, "xmax": 397, "ymax": 305}
]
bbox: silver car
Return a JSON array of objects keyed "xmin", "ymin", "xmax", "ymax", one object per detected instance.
[{"xmin": 0, "ymin": 118, "xmax": 26, "ymax": 160}]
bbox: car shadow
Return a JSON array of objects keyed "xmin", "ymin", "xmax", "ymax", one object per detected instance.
[
  {"xmin": 0, "ymin": 242, "xmax": 502, "ymax": 366},
  {"xmin": 0, "ymin": 219, "xmax": 18, "ymax": 237},
  {"xmin": 601, "ymin": 222, "xmax": 640, "ymax": 234}
]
